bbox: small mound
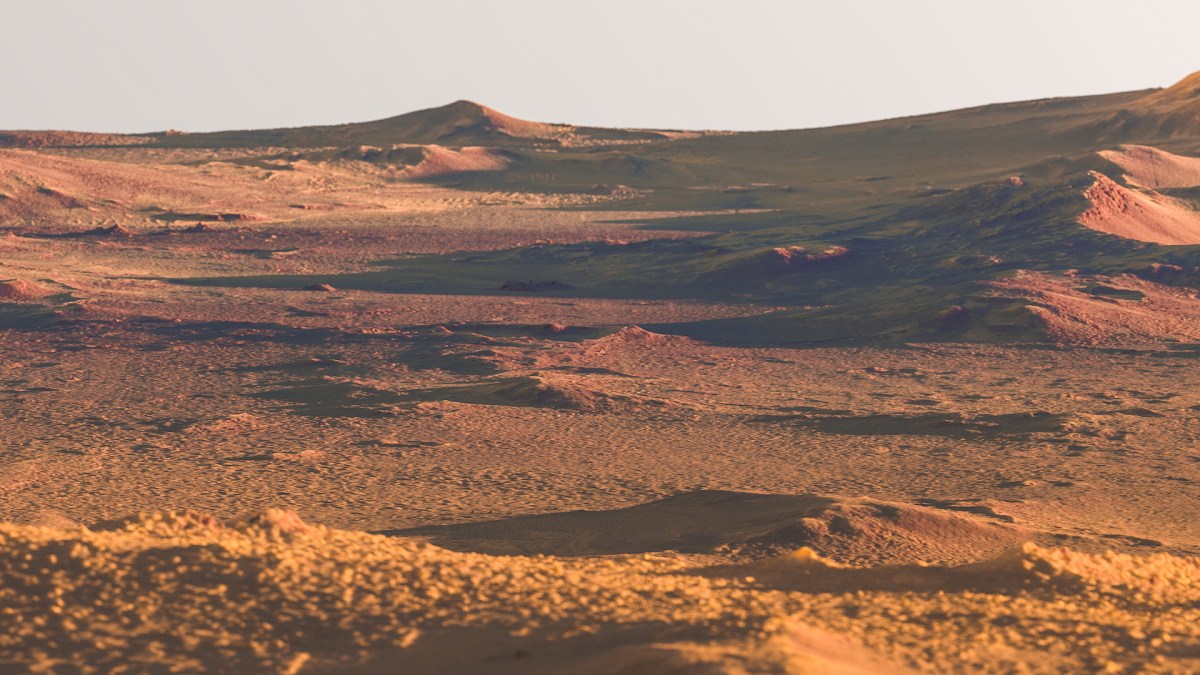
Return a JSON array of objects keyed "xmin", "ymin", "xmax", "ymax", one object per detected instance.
[
  {"xmin": 1099, "ymin": 145, "xmax": 1200, "ymax": 189},
  {"xmin": 584, "ymin": 325, "xmax": 696, "ymax": 353},
  {"xmin": 302, "ymin": 283, "xmax": 337, "ymax": 292},
  {"xmin": 1079, "ymin": 171, "xmax": 1200, "ymax": 245},
  {"xmin": 397, "ymin": 145, "xmax": 511, "ymax": 179},
  {"xmin": 731, "ymin": 542, "xmax": 1200, "ymax": 600},
  {"xmin": 0, "ymin": 279, "xmax": 52, "ymax": 301},
  {"xmin": 389, "ymin": 490, "xmax": 1031, "ymax": 564},
  {"xmin": 706, "ymin": 245, "xmax": 850, "ymax": 280}
]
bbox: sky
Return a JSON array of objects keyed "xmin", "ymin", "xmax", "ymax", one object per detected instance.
[{"xmin": 4, "ymin": 0, "xmax": 1200, "ymax": 134}]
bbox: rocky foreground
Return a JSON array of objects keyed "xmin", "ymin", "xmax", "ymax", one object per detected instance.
[{"xmin": 1, "ymin": 510, "xmax": 1197, "ymax": 673}]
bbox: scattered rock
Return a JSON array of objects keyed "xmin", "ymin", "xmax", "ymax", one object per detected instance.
[
  {"xmin": 78, "ymin": 223, "xmax": 132, "ymax": 237},
  {"xmin": 270, "ymin": 449, "xmax": 328, "ymax": 462}
]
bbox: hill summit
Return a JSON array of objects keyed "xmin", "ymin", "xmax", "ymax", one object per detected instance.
[
  {"xmin": 339, "ymin": 99, "xmax": 571, "ymax": 146},
  {"xmin": 1139, "ymin": 69, "xmax": 1200, "ymax": 105},
  {"xmin": 146, "ymin": 99, "xmax": 679, "ymax": 149}
]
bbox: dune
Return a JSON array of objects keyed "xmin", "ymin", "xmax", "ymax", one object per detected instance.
[
  {"xmin": 397, "ymin": 145, "xmax": 512, "ymax": 179},
  {"xmin": 1078, "ymin": 171, "xmax": 1200, "ymax": 245},
  {"xmin": 388, "ymin": 490, "xmax": 1032, "ymax": 564},
  {"xmin": 1099, "ymin": 145, "xmax": 1200, "ymax": 189}
]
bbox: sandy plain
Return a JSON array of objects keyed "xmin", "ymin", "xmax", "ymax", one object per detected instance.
[
  {"xmin": 0, "ymin": 186, "xmax": 1197, "ymax": 673},
  {"xmin": 4, "ymin": 86, "xmax": 1200, "ymax": 672}
]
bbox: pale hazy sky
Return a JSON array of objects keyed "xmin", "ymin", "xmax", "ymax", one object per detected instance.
[{"xmin": 5, "ymin": 0, "xmax": 1200, "ymax": 133}]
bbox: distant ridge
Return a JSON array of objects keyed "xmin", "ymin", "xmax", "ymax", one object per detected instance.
[
  {"xmin": 139, "ymin": 100, "xmax": 678, "ymax": 150},
  {"xmin": 5, "ymin": 70, "xmax": 1200, "ymax": 152}
]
